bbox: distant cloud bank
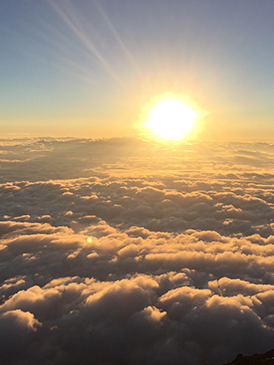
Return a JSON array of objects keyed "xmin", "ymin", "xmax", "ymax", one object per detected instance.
[{"xmin": 1, "ymin": 138, "xmax": 274, "ymax": 364}]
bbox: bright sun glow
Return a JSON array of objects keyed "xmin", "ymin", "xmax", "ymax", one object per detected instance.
[{"xmin": 145, "ymin": 97, "xmax": 200, "ymax": 140}]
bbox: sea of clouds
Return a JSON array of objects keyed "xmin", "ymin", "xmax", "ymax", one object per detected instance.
[{"xmin": 1, "ymin": 137, "xmax": 274, "ymax": 364}]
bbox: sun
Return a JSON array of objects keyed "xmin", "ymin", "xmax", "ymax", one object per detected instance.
[{"xmin": 144, "ymin": 96, "xmax": 200, "ymax": 140}]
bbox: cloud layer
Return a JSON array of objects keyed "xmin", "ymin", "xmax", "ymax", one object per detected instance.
[{"xmin": 1, "ymin": 138, "xmax": 274, "ymax": 364}]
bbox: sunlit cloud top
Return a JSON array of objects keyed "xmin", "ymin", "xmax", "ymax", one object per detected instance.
[{"xmin": 2, "ymin": 138, "xmax": 274, "ymax": 364}]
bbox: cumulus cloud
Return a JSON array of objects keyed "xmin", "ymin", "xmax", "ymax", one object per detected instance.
[{"xmin": 1, "ymin": 138, "xmax": 274, "ymax": 364}]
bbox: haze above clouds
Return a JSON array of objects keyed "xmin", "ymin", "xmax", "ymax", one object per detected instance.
[{"xmin": 1, "ymin": 138, "xmax": 274, "ymax": 364}]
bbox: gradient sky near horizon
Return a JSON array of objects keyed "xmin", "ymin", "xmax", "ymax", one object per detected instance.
[{"xmin": 1, "ymin": 0, "xmax": 274, "ymax": 140}]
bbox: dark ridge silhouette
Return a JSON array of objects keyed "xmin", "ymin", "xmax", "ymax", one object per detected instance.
[{"xmin": 222, "ymin": 349, "xmax": 274, "ymax": 365}]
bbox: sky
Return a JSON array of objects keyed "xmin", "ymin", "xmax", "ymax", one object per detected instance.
[{"xmin": 1, "ymin": 0, "xmax": 274, "ymax": 140}]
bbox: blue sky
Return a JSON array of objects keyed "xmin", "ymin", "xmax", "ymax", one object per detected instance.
[{"xmin": 1, "ymin": 0, "xmax": 274, "ymax": 140}]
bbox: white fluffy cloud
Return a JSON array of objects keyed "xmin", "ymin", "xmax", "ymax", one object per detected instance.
[{"xmin": 1, "ymin": 138, "xmax": 274, "ymax": 364}]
